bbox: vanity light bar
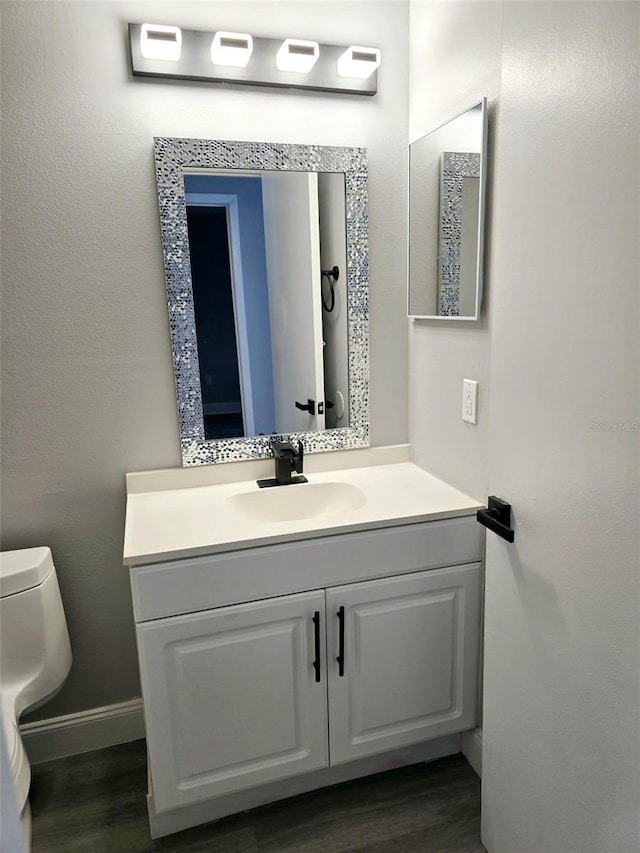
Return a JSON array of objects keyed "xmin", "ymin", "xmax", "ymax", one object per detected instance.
[
  {"xmin": 128, "ymin": 23, "xmax": 379, "ymax": 96},
  {"xmin": 211, "ymin": 32, "xmax": 253, "ymax": 68}
]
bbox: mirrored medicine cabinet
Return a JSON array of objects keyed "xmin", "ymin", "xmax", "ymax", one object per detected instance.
[
  {"xmin": 153, "ymin": 138, "xmax": 370, "ymax": 466},
  {"xmin": 408, "ymin": 98, "xmax": 488, "ymax": 320}
]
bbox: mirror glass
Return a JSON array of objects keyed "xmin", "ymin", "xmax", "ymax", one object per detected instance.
[
  {"xmin": 408, "ymin": 98, "xmax": 487, "ymax": 320},
  {"xmin": 183, "ymin": 170, "xmax": 348, "ymax": 440},
  {"xmin": 154, "ymin": 138, "xmax": 370, "ymax": 466}
]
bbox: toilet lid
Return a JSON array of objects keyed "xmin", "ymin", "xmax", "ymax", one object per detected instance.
[{"xmin": 0, "ymin": 547, "xmax": 54, "ymax": 598}]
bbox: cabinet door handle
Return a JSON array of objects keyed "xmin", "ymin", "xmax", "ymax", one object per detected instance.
[
  {"xmin": 336, "ymin": 606, "xmax": 345, "ymax": 677},
  {"xmin": 312, "ymin": 611, "xmax": 321, "ymax": 683}
]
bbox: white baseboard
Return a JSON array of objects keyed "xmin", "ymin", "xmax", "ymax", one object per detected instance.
[
  {"xmin": 20, "ymin": 699, "xmax": 145, "ymax": 765},
  {"xmin": 461, "ymin": 726, "xmax": 482, "ymax": 777},
  {"xmin": 19, "ymin": 700, "xmax": 480, "ymax": 785}
]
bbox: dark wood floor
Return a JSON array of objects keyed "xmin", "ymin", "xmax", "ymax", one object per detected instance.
[{"xmin": 30, "ymin": 740, "xmax": 486, "ymax": 853}]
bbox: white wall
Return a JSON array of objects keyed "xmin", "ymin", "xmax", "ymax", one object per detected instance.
[
  {"xmin": 408, "ymin": 1, "xmax": 503, "ymax": 501},
  {"xmin": 0, "ymin": 0, "xmax": 409, "ymax": 720},
  {"xmin": 410, "ymin": 2, "xmax": 640, "ymax": 851}
]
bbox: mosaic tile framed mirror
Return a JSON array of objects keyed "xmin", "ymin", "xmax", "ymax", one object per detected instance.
[
  {"xmin": 154, "ymin": 138, "xmax": 370, "ymax": 465},
  {"xmin": 408, "ymin": 98, "xmax": 488, "ymax": 320}
]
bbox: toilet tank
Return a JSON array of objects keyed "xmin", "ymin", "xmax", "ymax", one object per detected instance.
[{"xmin": 0, "ymin": 548, "xmax": 72, "ymax": 717}]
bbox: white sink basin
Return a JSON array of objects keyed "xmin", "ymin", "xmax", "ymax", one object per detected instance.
[{"xmin": 225, "ymin": 481, "xmax": 367, "ymax": 523}]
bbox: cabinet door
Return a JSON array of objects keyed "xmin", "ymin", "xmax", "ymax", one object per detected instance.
[
  {"xmin": 326, "ymin": 564, "xmax": 481, "ymax": 765},
  {"xmin": 137, "ymin": 590, "xmax": 328, "ymax": 812}
]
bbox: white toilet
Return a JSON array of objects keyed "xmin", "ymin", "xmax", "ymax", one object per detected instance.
[{"xmin": 0, "ymin": 547, "xmax": 72, "ymax": 849}]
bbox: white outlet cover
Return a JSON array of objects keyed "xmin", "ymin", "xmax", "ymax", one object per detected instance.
[{"xmin": 462, "ymin": 379, "xmax": 478, "ymax": 424}]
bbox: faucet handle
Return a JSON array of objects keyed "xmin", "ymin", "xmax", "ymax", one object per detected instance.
[
  {"xmin": 271, "ymin": 439, "xmax": 292, "ymax": 458},
  {"xmin": 295, "ymin": 441, "xmax": 304, "ymax": 474}
]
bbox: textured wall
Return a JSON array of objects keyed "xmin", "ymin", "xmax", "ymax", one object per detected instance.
[
  {"xmin": 0, "ymin": 0, "xmax": 409, "ymax": 719},
  {"xmin": 408, "ymin": 1, "xmax": 503, "ymax": 501},
  {"xmin": 482, "ymin": 3, "xmax": 640, "ymax": 851},
  {"xmin": 410, "ymin": 3, "xmax": 640, "ymax": 850}
]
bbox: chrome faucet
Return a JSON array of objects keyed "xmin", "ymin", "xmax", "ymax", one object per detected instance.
[{"xmin": 257, "ymin": 440, "xmax": 307, "ymax": 488}]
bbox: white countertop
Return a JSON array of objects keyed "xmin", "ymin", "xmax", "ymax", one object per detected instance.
[{"xmin": 123, "ymin": 460, "xmax": 482, "ymax": 566}]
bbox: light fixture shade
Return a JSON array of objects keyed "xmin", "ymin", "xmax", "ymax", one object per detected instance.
[
  {"xmin": 211, "ymin": 31, "xmax": 253, "ymax": 67},
  {"xmin": 276, "ymin": 39, "xmax": 319, "ymax": 73},
  {"xmin": 337, "ymin": 46, "xmax": 381, "ymax": 79},
  {"xmin": 140, "ymin": 24, "xmax": 182, "ymax": 61}
]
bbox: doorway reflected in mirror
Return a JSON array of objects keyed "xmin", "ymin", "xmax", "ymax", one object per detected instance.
[{"xmin": 186, "ymin": 202, "xmax": 246, "ymax": 438}]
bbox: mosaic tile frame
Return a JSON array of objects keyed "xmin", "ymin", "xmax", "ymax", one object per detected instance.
[
  {"xmin": 437, "ymin": 152, "xmax": 481, "ymax": 316},
  {"xmin": 153, "ymin": 137, "xmax": 370, "ymax": 466}
]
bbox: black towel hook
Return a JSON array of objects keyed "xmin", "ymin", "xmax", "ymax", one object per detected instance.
[
  {"xmin": 477, "ymin": 496, "xmax": 515, "ymax": 543},
  {"xmin": 321, "ymin": 266, "xmax": 339, "ymax": 313}
]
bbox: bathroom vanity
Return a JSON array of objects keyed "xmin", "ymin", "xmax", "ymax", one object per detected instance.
[
  {"xmin": 126, "ymin": 131, "xmax": 487, "ymax": 838},
  {"xmin": 124, "ymin": 451, "xmax": 484, "ymax": 837}
]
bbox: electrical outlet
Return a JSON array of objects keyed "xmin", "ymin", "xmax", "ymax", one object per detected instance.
[{"xmin": 462, "ymin": 379, "xmax": 478, "ymax": 424}]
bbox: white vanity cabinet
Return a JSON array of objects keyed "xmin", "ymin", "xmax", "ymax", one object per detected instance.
[
  {"xmin": 138, "ymin": 565, "xmax": 479, "ymax": 814},
  {"xmin": 127, "ymin": 505, "xmax": 484, "ymax": 836}
]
